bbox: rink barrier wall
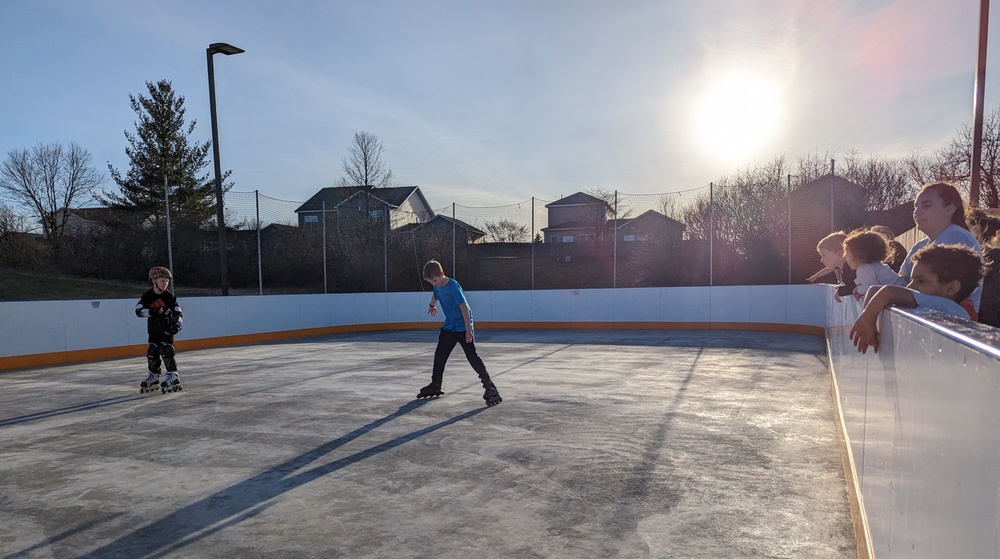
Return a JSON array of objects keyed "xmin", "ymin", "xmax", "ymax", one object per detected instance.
[
  {"xmin": 0, "ymin": 285, "xmax": 827, "ymax": 370},
  {"xmin": 826, "ymin": 294, "xmax": 1000, "ymax": 559},
  {"xmin": 6, "ymin": 283, "xmax": 1000, "ymax": 559}
]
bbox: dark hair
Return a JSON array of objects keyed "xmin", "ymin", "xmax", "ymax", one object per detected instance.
[
  {"xmin": 920, "ymin": 182, "xmax": 969, "ymax": 230},
  {"xmin": 912, "ymin": 243, "xmax": 984, "ymax": 301},
  {"xmin": 844, "ymin": 229, "xmax": 887, "ymax": 264},
  {"xmin": 422, "ymin": 259, "xmax": 444, "ymax": 280},
  {"xmin": 967, "ymin": 208, "xmax": 1000, "ymax": 246}
]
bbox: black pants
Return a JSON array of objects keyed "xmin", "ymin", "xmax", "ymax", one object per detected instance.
[
  {"xmin": 431, "ymin": 329, "xmax": 494, "ymax": 389},
  {"xmin": 147, "ymin": 332, "xmax": 177, "ymax": 374}
]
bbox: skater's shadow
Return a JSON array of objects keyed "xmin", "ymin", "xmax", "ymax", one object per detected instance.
[
  {"xmin": 0, "ymin": 395, "xmax": 145, "ymax": 428},
  {"xmin": 70, "ymin": 399, "xmax": 487, "ymax": 559}
]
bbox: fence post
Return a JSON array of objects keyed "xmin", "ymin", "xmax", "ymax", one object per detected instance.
[
  {"xmin": 322, "ymin": 200, "xmax": 327, "ymax": 294},
  {"xmin": 531, "ymin": 197, "xmax": 535, "ymax": 290},
  {"xmin": 613, "ymin": 190, "xmax": 618, "ymax": 288},
  {"xmin": 787, "ymin": 175, "xmax": 792, "ymax": 285},
  {"xmin": 163, "ymin": 177, "xmax": 174, "ymax": 275},
  {"xmin": 452, "ymin": 203, "xmax": 456, "ymax": 279},
  {"xmin": 830, "ymin": 159, "xmax": 836, "ymax": 232},
  {"xmin": 256, "ymin": 190, "xmax": 263, "ymax": 295},
  {"xmin": 709, "ymin": 182, "xmax": 714, "ymax": 287},
  {"xmin": 384, "ymin": 200, "xmax": 389, "ymax": 292}
]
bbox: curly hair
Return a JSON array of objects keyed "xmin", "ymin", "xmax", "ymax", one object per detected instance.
[
  {"xmin": 844, "ymin": 229, "xmax": 888, "ymax": 265},
  {"xmin": 967, "ymin": 208, "xmax": 1000, "ymax": 246},
  {"xmin": 912, "ymin": 243, "xmax": 985, "ymax": 301}
]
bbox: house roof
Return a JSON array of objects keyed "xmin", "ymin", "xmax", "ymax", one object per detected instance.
[
  {"xmin": 544, "ymin": 192, "xmax": 610, "ymax": 209},
  {"xmin": 67, "ymin": 206, "xmax": 115, "ymax": 218},
  {"xmin": 540, "ymin": 219, "xmax": 599, "ymax": 232},
  {"xmin": 790, "ymin": 174, "xmax": 866, "ymax": 206},
  {"xmin": 395, "ymin": 215, "xmax": 485, "ymax": 237},
  {"xmin": 866, "ymin": 201, "xmax": 916, "ymax": 238},
  {"xmin": 295, "ymin": 186, "xmax": 428, "ymax": 213},
  {"xmin": 616, "ymin": 209, "xmax": 686, "ymax": 231}
]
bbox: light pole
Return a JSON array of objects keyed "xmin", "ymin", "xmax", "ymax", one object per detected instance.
[{"xmin": 207, "ymin": 41, "xmax": 244, "ymax": 295}]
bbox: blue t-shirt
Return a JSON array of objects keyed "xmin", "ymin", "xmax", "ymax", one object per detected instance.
[
  {"xmin": 899, "ymin": 223, "xmax": 982, "ymax": 310},
  {"xmin": 911, "ymin": 289, "xmax": 970, "ymax": 319},
  {"xmin": 433, "ymin": 278, "xmax": 471, "ymax": 332}
]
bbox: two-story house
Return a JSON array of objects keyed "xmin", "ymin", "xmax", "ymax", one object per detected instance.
[
  {"xmin": 540, "ymin": 192, "xmax": 613, "ymax": 243},
  {"xmin": 294, "ymin": 186, "xmax": 434, "ymax": 230}
]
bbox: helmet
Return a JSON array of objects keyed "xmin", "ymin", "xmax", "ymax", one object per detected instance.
[{"xmin": 149, "ymin": 266, "xmax": 173, "ymax": 282}]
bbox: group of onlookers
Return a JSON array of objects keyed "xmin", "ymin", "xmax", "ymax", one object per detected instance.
[{"xmin": 806, "ymin": 182, "xmax": 999, "ymax": 354}]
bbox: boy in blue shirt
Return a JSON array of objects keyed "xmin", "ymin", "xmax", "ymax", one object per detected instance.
[
  {"xmin": 850, "ymin": 244, "xmax": 984, "ymax": 354},
  {"xmin": 418, "ymin": 260, "xmax": 503, "ymax": 407}
]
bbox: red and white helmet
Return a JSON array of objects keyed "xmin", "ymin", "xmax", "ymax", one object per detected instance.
[{"xmin": 149, "ymin": 266, "xmax": 173, "ymax": 282}]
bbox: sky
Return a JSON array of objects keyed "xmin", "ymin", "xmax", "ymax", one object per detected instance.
[{"xmin": 1, "ymin": 1, "xmax": 998, "ymax": 209}]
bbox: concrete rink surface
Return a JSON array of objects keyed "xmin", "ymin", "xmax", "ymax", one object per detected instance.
[{"xmin": 0, "ymin": 329, "xmax": 856, "ymax": 559}]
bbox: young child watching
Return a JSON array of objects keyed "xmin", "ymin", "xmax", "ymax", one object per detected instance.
[
  {"xmin": 843, "ymin": 229, "xmax": 905, "ymax": 300},
  {"xmin": 849, "ymin": 244, "xmax": 985, "ymax": 354},
  {"xmin": 807, "ymin": 231, "xmax": 856, "ymax": 302}
]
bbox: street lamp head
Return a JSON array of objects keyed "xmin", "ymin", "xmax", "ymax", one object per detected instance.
[{"xmin": 208, "ymin": 42, "xmax": 245, "ymax": 56}]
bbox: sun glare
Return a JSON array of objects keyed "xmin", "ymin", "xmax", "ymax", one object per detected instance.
[{"xmin": 693, "ymin": 72, "xmax": 784, "ymax": 165}]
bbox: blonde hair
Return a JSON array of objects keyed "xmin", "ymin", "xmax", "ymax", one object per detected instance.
[
  {"xmin": 816, "ymin": 231, "xmax": 847, "ymax": 253},
  {"xmin": 422, "ymin": 259, "xmax": 444, "ymax": 280}
]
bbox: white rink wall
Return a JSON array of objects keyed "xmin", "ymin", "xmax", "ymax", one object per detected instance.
[
  {"xmin": 0, "ymin": 285, "xmax": 826, "ymax": 360},
  {"xmin": 826, "ymin": 293, "xmax": 1000, "ymax": 559},
  {"xmin": 5, "ymin": 283, "xmax": 1000, "ymax": 558}
]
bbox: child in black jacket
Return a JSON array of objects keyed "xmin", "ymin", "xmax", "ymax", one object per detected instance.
[{"xmin": 135, "ymin": 266, "xmax": 184, "ymax": 393}]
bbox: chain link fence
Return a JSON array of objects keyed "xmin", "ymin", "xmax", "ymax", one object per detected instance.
[{"xmin": 212, "ymin": 173, "xmax": 881, "ymax": 295}]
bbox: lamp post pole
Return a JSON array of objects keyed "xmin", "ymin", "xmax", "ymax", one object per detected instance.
[
  {"xmin": 207, "ymin": 42, "xmax": 244, "ymax": 295},
  {"xmin": 971, "ymin": 0, "xmax": 990, "ymax": 208}
]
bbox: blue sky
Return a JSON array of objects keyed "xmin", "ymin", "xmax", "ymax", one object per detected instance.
[{"xmin": 1, "ymin": 1, "xmax": 996, "ymax": 207}]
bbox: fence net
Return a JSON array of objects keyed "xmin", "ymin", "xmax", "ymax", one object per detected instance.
[{"xmin": 203, "ymin": 176, "xmax": 876, "ymax": 295}]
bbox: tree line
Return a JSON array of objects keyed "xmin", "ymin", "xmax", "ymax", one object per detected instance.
[{"xmin": 2, "ymin": 77, "xmax": 1000, "ymax": 289}]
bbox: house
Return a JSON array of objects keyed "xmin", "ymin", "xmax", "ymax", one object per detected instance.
[
  {"xmin": 781, "ymin": 174, "xmax": 869, "ymax": 282},
  {"xmin": 613, "ymin": 209, "xmax": 685, "ymax": 244},
  {"xmin": 58, "ymin": 207, "xmax": 116, "ymax": 236},
  {"xmin": 294, "ymin": 186, "xmax": 434, "ymax": 229},
  {"xmin": 395, "ymin": 214, "xmax": 486, "ymax": 245},
  {"xmin": 541, "ymin": 192, "xmax": 614, "ymax": 243}
]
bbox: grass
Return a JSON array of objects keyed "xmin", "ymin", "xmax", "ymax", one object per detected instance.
[
  {"xmin": 0, "ymin": 267, "xmax": 330, "ymax": 301},
  {"xmin": 0, "ymin": 267, "xmax": 147, "ymax": 301}
]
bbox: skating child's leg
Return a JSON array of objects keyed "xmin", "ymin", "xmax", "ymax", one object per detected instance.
[
  {"xmin": 146, "ymin": 343, "xmax": 162, "ymax": 374},
  {"xmin": 458, "ymin": 338, "xmax": 502, "ymax": 406},
  {"xmin": 158, "ymin": 342, "xmax": 183, "ymax": 393},
  {"xmin": 140, "ymin": 343, "xmax": 163, "ymax": 393},
  {"xmin": 160, "ymin": 342, "xmax": 178, "ymax": 373},
  {"xmin": 430, "ymin": 330, "xmax": 462, "ymax": 388},
  {"xmin": 419, "ymin": 330, "xmax": 459, "ymax": 398}
]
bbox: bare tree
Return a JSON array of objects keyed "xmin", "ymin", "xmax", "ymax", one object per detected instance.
[
  {"xmin": 584, "ymin": 187, "xmax": 628, "ymax": 241},
  {"xmin": 0, "ymin": 202, "xmax": 31, "ymax": 235},
  {"xmin": 338, "ymin": 131, "xmax": 395, "ymax": 188},
  {"xmin": 840, "ymin": 149, "xmax": 920, "ymax": 211},
  {"xmin": 0, "ymin": 142, "xmax": 103, "ymax": 248},
  {"xmin": 483, "ymin": 219, "xmax": 529, "ymax": 243},
  {"xmin": 914, "ymin": 105, "xmax": 1000, "ymax": 208}
]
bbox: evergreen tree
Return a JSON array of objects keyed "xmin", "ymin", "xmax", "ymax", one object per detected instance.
[{"xmin": 103, "ymin": 80, "xmax": 229, "ymax": 222}]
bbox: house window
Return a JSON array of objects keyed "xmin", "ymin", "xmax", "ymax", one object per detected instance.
[
  {"xmin": 370, "ymin": 209, "xmax": 385, "ymax": 220},
  {"xmin": 304, "ymin": 215, "xmax": 319, "ymax": 223},
  {"xmin": 623, "ymin": 234, "xmax": 636, "ymax": 242},
  {"xmin": 562, "ymin": 236, "xmax": 574, "ymax": 243},
  {"xmin": 549, "ymin": 235, "xmax": 561, "ymax": 243}
]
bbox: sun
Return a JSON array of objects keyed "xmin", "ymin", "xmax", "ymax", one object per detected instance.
[{"xmin": 693, "ymin": 71, "xmax": 784, "ymax": 165}]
